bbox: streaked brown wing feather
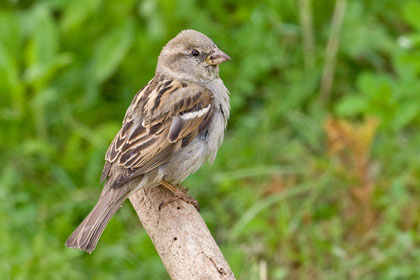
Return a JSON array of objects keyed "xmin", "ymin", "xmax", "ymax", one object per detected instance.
[{"xmin": 101, "ymin": 76, "xmax": 214, "ymax": 188}]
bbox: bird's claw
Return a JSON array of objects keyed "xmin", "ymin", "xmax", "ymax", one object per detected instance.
[{"xmin": 159, "ymin": 185, "xmax": 199, "ymax": 211}]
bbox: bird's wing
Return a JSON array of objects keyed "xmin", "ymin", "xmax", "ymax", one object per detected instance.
[{"xmin": 101, "ymin": 76, "xmax": 214, "ymax": 188}]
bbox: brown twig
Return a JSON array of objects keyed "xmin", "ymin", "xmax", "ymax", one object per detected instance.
[
  {"xmin": 129, "ymin": 186, "xmax": 236, "ymax": 280},
  {"xmin": 319, "ymin": 0, "xmax": 347, "ymax": 104}
]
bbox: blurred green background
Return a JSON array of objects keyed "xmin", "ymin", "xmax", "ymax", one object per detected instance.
[{"xmin": 1, "ymin": 0, "xmax": 420, "ymax": 279}]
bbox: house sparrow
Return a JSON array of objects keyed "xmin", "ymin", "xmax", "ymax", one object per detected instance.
[{"xmin": 65, "ymin": 30, "xmax": 231, "ymax": 253}]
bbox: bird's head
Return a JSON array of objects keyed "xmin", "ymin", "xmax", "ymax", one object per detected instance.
[{"xmin": 156, "ymin": 30, "xmax": 230, "ymax": 83}]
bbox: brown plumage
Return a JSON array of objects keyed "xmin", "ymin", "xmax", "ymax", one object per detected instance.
[
  {"xmin": 102, "ymin": 78, "xmax": 215, "ymax": 188},
  {"xmin": 65, "ymin": 30, "xmax": 230, "ymax": 253}
]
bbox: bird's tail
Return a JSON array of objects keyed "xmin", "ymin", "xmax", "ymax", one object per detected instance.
[{"xmin": 65, "ymin": 189, "xmax": 127, "ymax": 253}]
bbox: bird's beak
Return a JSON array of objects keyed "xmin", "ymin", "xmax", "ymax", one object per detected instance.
[{"xmin": 206, "ymin": 49, "xmax": 231, "ymax": 65}]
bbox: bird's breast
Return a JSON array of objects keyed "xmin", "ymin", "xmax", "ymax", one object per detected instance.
[{"xmin": 159, "ymin": 110, "xmax": 226, "ymax": 184}]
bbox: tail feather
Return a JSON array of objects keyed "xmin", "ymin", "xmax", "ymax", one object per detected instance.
[{"xmin": 66, "ymin": 191, "xmax": 126, "ymax": 253}]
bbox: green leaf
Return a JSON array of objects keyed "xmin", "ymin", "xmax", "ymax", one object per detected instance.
[
  {"xmin": 23, "ymin": 4, "xmax": 59, "ymax": 89},
  {"xmin": 403, "ymin": 0, "xmax": 420, "ymax": 30},
  {"xmin": 30, "ymin": 4, "xmax": 58, "ymax": 66},
  {"xmin": 0, "ymin": 43, "xmax": 24, "ymax": 113},
  {"xmin": 392, "ymin": 102, "xmax": 419, "ymax": 129},
  {"xmin": 92, "ymin": 19, "xmax": 134, "ymax": 83},
  {"xmin": 61, "ymin": 0, "xmax": 101, "ymax": 32},
  {"xmin": 335, "ymin": 94, "xmax": 367, "ymax": 117},
  {"xmin": 0, "ymin": 11, "xmax": 21, "ymax": 60}
]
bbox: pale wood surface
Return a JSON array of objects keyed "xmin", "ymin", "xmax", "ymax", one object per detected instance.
[{"xmin": 129, "ymin": 186, "xmax": 235, "ymax": 280}]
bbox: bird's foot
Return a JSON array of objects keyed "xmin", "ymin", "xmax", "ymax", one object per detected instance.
[{"xmin": 159, "ymin": 182, "xmax": 199, "ymax": 211}]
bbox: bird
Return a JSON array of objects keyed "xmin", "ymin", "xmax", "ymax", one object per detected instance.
[{"xmin": 65, "ymin": 29, "xmax": 231, "ymax": 253}]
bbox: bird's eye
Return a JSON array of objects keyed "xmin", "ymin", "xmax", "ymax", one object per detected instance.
[{"xmin": 191, "ymin": 49, "xmax": 200, "ymax": 57}]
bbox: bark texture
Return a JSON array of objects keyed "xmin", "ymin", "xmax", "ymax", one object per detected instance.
[{"xmin": 129, "ymin": 186, "xmax": 235, "ymax": 280}]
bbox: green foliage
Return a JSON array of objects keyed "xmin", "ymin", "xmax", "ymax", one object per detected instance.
[{"xmin": 1, "ymin": 0, "xmax": 420, "ymax": 279}]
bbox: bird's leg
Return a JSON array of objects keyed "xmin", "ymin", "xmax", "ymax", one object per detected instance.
[{"xmin": 159, "ymin": 180, "xmax": 199, "ymax": 211}]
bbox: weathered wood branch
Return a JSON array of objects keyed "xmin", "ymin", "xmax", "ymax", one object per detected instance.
[{"xmin": 129, "ymin": 186, "xmax": 235, "ymax": 280}]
